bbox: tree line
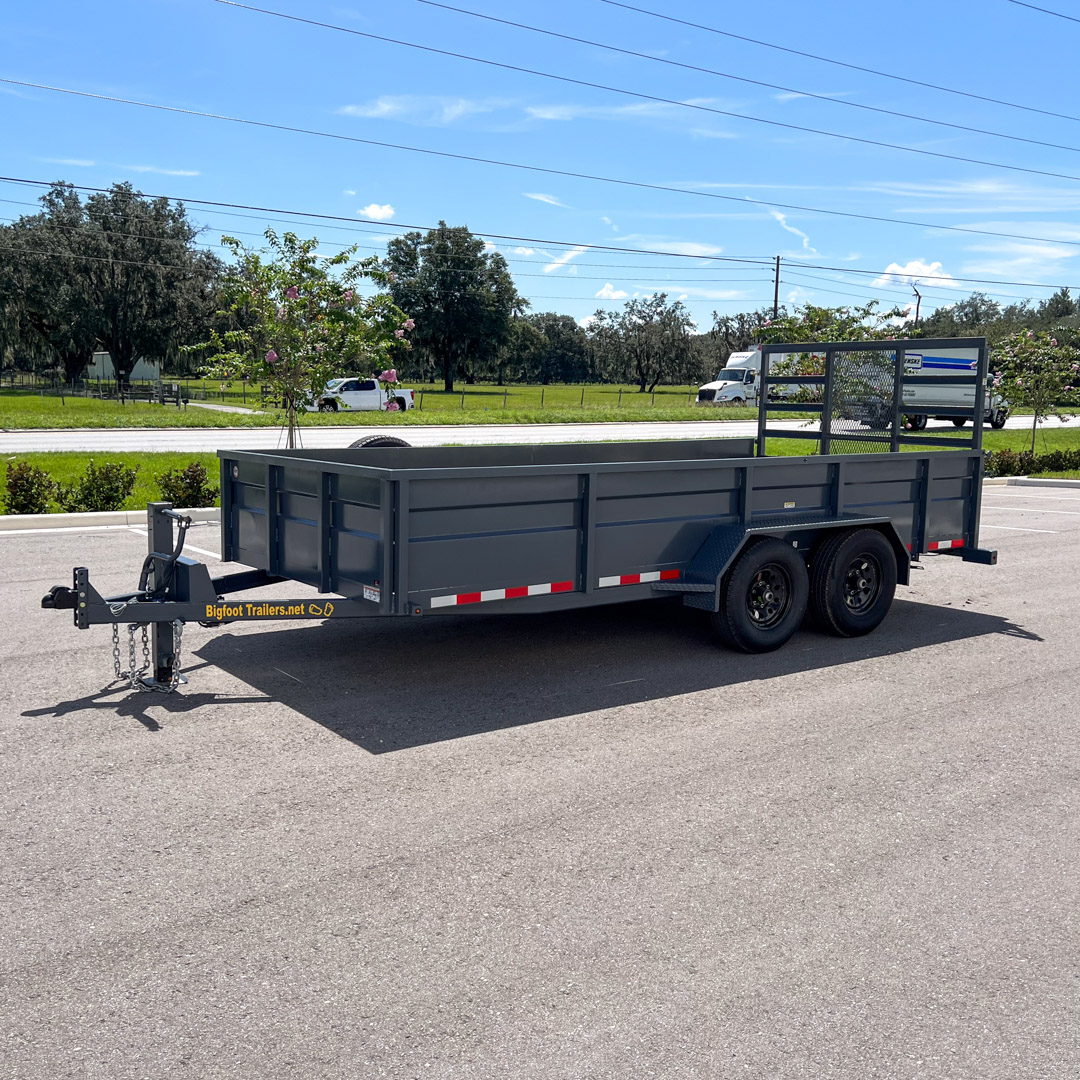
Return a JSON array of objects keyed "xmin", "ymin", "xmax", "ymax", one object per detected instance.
[{"xmin": 4, "ymin": 181, "xmax": 1080, "ymax": 393}]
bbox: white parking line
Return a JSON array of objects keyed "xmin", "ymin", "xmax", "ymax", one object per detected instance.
[
  {"xmin": 986, "ymin": 492, "xmax": 1080, "ymax": 502},
  {"xmin": 982, "ymin": 506, "xmax": 1080, "ymax": 516},
  {"xmin": 128, "ymin": 527, "xmax": 221, "ymax": 561},
  {"xmin": 981, "ymin": 523, "xmax": 1058, "ymax": 533}
]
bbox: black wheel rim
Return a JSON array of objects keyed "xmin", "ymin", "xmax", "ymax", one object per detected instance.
[
  {"xmin": 843, "ymin": 553, "xmax": 881, "ymax": 614},
  {"xmin": 746, "ymin": 563, "xmax": 791, "ymax": 629}
]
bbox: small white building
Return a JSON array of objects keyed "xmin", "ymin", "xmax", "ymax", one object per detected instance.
[{"xmin": 87, "ymin": 351, "xmax": 161, "ymax": 382}]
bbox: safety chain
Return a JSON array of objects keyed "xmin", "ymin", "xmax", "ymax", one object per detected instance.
[{"xmin": 110, "ymin": 621, "xmax": 186, "ymax": 693}]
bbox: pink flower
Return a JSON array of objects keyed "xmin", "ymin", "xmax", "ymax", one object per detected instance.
[
  {"xmin": 1027, "ymin": 331, "xmax": 1034, "ymax": 339},
  {"xmin": 277, "ymin": 305, "xmax": 286, "ymax": 318},
  {"xmin": 286, "ymin": 286, "xmax": 300, "ymax": 299},
  {"xmin": 265, "ymin": 349, "xmax": 278, "ymax": 364},
  {"xmin": 403, "ymin": 318, "xmax": 415, "ymax": 331},
  {"xmin": 1051, "ymin": 338, "xmax": 1058, "ymax": 346},
  {"xmin": 315, "ymin": 343, "xmax": 324, "ymax": 352},
  {"xmin": 343, "ymin": 290, "xmax": 354, "ymax": 301},
  {"xmin": 394, "ymin": 328, "xmax": 405, "ymax": 338},
  {"xmin": 385, "ymin": 401, "xmax": 400, "ymax": 412},
  {"xmin": 378, "ymin": 368, "xmax": 398, "ymax": 383}
]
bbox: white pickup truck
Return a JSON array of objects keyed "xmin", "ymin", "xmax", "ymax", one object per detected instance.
[{"xmin": 309, "ymin": 377, "xmax": 416, "ymax": 413}]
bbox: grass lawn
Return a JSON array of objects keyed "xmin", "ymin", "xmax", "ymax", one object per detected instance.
[
  {"xmin": 2, "ymin": 452, "xmax": 222, "ymax": 514},
  {"xmin": 0, "ymin": 386, "xmax": 761, "ymax": 429}
]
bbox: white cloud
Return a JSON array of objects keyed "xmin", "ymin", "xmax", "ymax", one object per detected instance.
[
  {"xmin": 343, "ymin": 189, "xmax": 356, "ymax": 196},
  {"xmin": 873, "ymin": 260, "xmax": 954, "ymax": 287},
  {"xmin": 123, "ymin": 164, "xmax": 200, "ymax": 176},
  {"xmin": 595, "ymin": 283, "xmax": 629, "ymax": 299},
  {"xmin": 579, "ymin": 314, "xmax": 600, "ymax": 328},
  {"xmin": 523, "ymin": 192, "xmax": 569, "ymax": 208},
  {"xmin": 773, "ymin": 90, "xmax": 854, "ymax": 104},
  {"xmin": 768, "ymin": 209, "xmax": 816, "ymax": 253},
  {"xmin": 544, "ymin": 246, "xmax": 589, "ymax": 273},
  {"xmin": 513, "ymin": 247, "xmax": 536, "ymax": 256},
  {"xmin": 338, "ymin": 96, "xmax": 503, "ymax": 125},
  {"xmin": 688, "ymin": 128, "xmax": 740, "ymax": 140},
  {"xmin": 483, "ymin": 241, "xmax": 498, "ymax": 253},
  {"xmin": 621, "ymin": 238, "xmax": 724, "ymax": 258},
  {"xmin": 42, "ymin": 157, "xmax": 95, "ymax": 167},
  {"xmin": 359, "ymin": 203, "xmax": 395, "ymax": 221},
  {"xmin": 525, "ymin": 98, "xmax": 739, "ymax": 135}
]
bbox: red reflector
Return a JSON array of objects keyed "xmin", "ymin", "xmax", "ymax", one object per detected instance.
[
  {"xmin": 659, "ymin": 569, "xmax": 681, "ymax": 581},
  {"xmin": 619, "ymin": 574, "xmax": 639, "ymax": 585},
  {"xmin": 504, "ymin": 586, "xmax": 529, "ymax": 599},
  {"xmin": 457, "ymin": 592, "xmax": 482, "ymax": 605},
  {"xmin": 551, "ymin": 580, "xmax": 574, "ymax": 593}
]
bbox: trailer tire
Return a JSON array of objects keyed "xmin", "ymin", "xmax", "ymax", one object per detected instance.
[
  {"xmin": 810, "ymin": 528, "xmax": 896, "ymax": 637},
  {"xmin": 349, "ymin": 435, "xmax": 412, "ymax": 448},
  {"xmin": 903, "ymin": 413, "xmax": 927, "ymax": 431},
  {"xmin": 710, "ymin": 537, "xmax": 809, "ymax": 653},
  {"xmin": 952, "ymin": 417, "xmax": 967, "ymax": 428}
]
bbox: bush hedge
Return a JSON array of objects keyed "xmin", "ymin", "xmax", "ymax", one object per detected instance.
[{"xmin": 986, "ymin": 448, "xmax": 1080, "ymax": 477}]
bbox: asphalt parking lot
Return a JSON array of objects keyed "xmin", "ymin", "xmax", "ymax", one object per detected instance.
[{"xmin": 1, "ymin": 485, "xmax": 1077, "ymax": 1079}]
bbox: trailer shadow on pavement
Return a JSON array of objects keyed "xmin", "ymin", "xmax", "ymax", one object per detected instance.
[{"xmin": 169, "ymin": 596, "xmax": 1040, "ymax": 753}]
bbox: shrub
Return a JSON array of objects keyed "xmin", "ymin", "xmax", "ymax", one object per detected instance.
[
  {"xmin": 157, "ymin": 461, "xmax": 219, "ymax": 507},
  {"xmin": 986, "ymin": 447, "xmax": 1080, "ymax": 477},
  {"xmin": 58, "ymin": 460, "xmax": 138, "ymax": 512},
  {"xmin": 3, "ymin": 461, "xmax": 57, "ymax": 514}
]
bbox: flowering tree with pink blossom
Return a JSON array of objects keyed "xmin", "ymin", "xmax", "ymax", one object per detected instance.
[
  {"xmin": 993, "ymin": 329, "xmax": 1078, "ymax": 454},
  {"xmin": 189, "ymin": 230, "xmax": 412, "ymax": 447}
]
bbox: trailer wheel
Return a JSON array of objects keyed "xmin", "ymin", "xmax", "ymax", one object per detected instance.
[
  {"xmin": 710, "ymin": 538, "xmax": 809, "ymax": 653},
  {"xmin": 903, "ymin": 413, "xmax": 927, "ymax": 431},
  {"xmin": 990, "ymin": 407, "xmax": 1009, "ymax": 429},
  {"xmin": 810, "ymin": 528, "xmax": 897, "ymax": 637},
  {"xmin": 952, "ymin": 417, "xmax": 967, "ymax": 428},
  {"xmin": 349, "ymin": 435, "xmax": 412, "ymax": 448}
]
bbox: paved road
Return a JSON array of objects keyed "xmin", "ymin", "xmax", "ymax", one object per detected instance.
[
  {"xmin": 2, "ymin": 490, "xmax": 1077, "ymax": 1079},
  {"xmin": 3, "ymin": 412, "xmax": 1078, "ymax": 452}
]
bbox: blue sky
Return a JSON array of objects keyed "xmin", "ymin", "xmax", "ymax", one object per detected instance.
[{"xmin": 4, "ymin": 0, "xmax": 1080, "ymax": 330}]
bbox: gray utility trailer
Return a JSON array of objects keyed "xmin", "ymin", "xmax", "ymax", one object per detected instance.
[{"xmin": 42, "ymin": 337, "xmax": 997, "ymax": 692}]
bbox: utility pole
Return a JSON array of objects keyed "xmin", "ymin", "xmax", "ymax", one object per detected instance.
[
  {"xmin": 912, "ymin": 285, "xmax": 922, "ymax": 328},
  {"xmin": 773, "ymin": 255, "xmax": 781, "ymax": 318}
]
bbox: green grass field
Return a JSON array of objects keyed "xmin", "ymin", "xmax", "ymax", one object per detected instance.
[
  {"xmin": 2, "ymin": 452, "xmax": 221, "ymax": 514},
  {"xmin": 0, "ymin": 385, "xmax": 749, "ymax": 429}
]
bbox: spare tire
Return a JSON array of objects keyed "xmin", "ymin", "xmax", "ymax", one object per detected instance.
[{"xmin": 348, "ymin": 435, "xmax": 412, "ymax": 449}]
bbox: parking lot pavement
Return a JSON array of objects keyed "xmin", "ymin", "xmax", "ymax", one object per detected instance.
[{"xmin": 1, "ymin": 494, "xmax": 1077, "ymax": 1080}]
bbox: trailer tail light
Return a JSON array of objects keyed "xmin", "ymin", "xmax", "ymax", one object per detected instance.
[{"xmin": 928, "ymin": 539, "xmax": 965, "ymax": 551}]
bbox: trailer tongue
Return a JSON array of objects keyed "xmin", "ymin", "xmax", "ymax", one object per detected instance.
[{"xmin": 42, "ymin": 337, "xmax": 997, "ymax": 692}]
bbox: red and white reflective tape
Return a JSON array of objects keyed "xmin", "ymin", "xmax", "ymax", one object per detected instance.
[
  {"xmin": 430, "ymin": 580, "xmax": 574, "ymax": 608},
  {"xmin": 598, "ymin": 569, "xmax": 681, "ymax": 589},
  {"xmin": 928, "ymin": 539, "xmax": 965, "ymax": 551}
]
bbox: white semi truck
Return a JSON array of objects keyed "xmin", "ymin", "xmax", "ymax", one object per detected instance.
[{"xmin": 697, "ymin": 344, "xmax": 1009, "ymax": 429}]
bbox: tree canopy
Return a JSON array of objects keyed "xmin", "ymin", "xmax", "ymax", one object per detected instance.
[
  {"xmin": 0, "ymin": 182, "xmax": 221, "ymax": 383},
  {"xmin": 383, "ymin": 222, "xmax": 524, "ymax": 391}
]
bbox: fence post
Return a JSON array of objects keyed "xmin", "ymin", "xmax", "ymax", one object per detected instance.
[
  {"xmin": 618, "ymin": 388, "xmax": 622, "ymax": 408},
  {"xmin": 419, "ymin": 389, "xmax": 424, "ymax": 411},
  {"xmin": 503, "ymin": 388, "xmax": 508, "ymax": 409},
  {"xmin": 651, "ymin": 390, "xmax": 655, "ymax": 406},
  {"xmin": 580, "ymin": 386, "xmax": 585, "ymax": 409},
  {"xmin": 461, "ymin": 388, "xmax": 466, "ymax": 409},
  {"xmin": 540, "ymin": 387, "xmax": 545, "ymax": 409}
]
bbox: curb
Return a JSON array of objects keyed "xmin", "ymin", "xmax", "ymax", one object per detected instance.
[
  {"xmin": 0, "ymin": 506, "xmax": 220, "ymax": 532},
  {"xmin": 984, "ymin": 476, "xmax": 1080, "ymax": 489}
]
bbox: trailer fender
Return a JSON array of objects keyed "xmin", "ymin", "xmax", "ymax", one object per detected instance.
[{"xmin": 657, "ymin": 515, "xmax": 910, "ymax": 613}]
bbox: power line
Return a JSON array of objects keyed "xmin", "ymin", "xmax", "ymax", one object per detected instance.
[
  {"xmin": 398, "ymin": 0, "xmax": 1080, "ymax": 157},
  {"xmin": 1007, "ymin": 0, "xmax": 1080, "ymax": 23},
  {"xmin": 601, "ymin": 0, "xmax": 1080, "ymax": 126},
  {"xmin": 208, "ymin": 1, "xmax": 1080, "ymax": 186},
  {"xmin": 7, "ymin": 81, "xmax": 1080, "ymax": 253},
  {"xmin": 5, "ymin": 176, "xmax": 1077, "ymax": 295}
]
